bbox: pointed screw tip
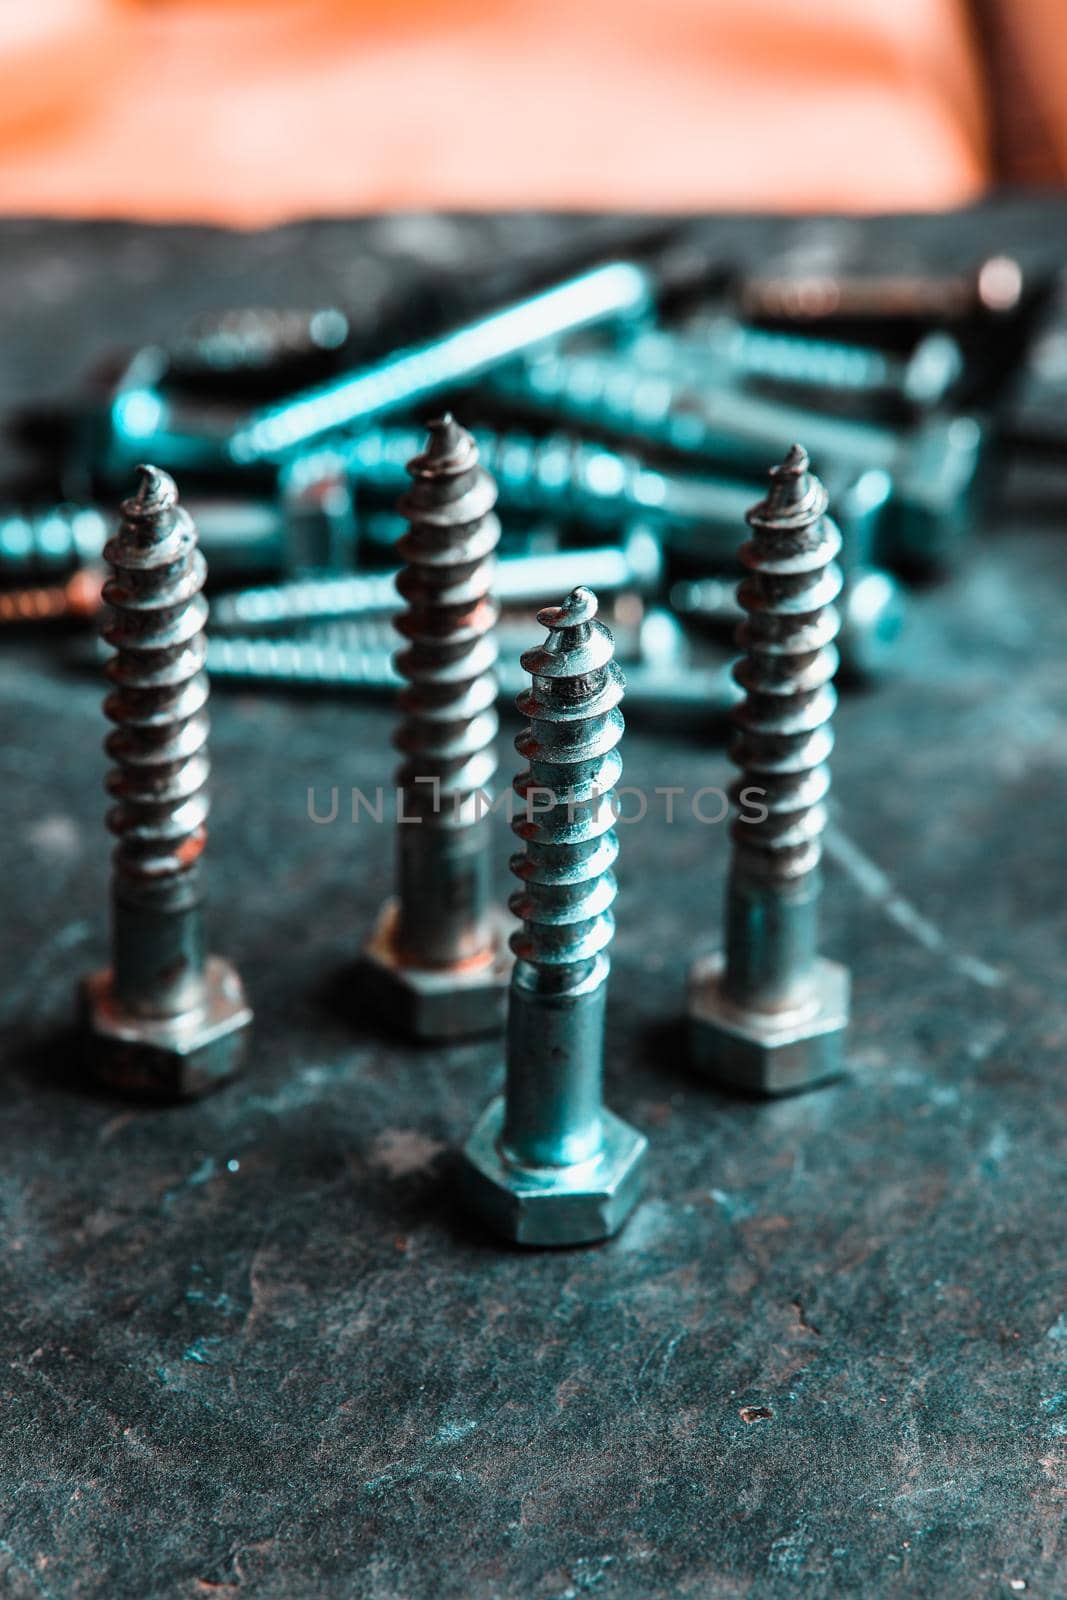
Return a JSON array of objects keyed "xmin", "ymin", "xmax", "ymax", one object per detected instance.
[
  {"xmin": 779, "ymin": 443, "xmax": 809, "ymax": 474},
  {"xmin": 537, "ymin": 585, "xmax": 599, "ymax": 631},
  {"xmin": 130, "ymin": 463, "xmax": 177, "ymax": 514},
  {"xmin": 423, "ymin": 413, "xmax": 468, "ymax": 456}
]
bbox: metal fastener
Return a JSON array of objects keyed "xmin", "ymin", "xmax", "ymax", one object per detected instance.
[
  {"xmin": 487, "ymin": 347, "xmax": 984, "ymax": 570},
  {"xmin": 361, "ymin": 417, "xmax": 511, "ymax": 1040},
  {"xmin": 208, "ymin": 524, "xmax": 662, "ymax": 634},
  {"xmin": 630, "ymin": 321, "xmax": 964, "ymax": 412},
  {"xmin": 79, "ymin": 466, "xmax": 252, "ymax": 1099},
  {"xmin": 205, "ymin": 630, "xmax": 738, "ymax": 728},
  {"xmin": 688, "ymin": 446, "xmax": 850, "ymax": 1095},
  {"xmin": 670, "ymin": 562, "xmax": 907, "ymax": 686},
  {"xmin": 461, "ymin": 586, "xmax": 647, "ymax": 1245},
  {"xmin": 0, "ymin": 567, "xmax": 104, "ymax": 625},
  {"xmin": 228, "ymin": 261, "xmax": 654, "ymax": 464}
]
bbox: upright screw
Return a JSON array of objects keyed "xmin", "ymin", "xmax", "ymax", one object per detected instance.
[
  {"xmin": 688, "ymin": 446, "xmax": 850, "ymax": 1095},
  {"xmin": 79, "ymin": 466, "xmax": 252, "ymax": 1099},
  {"xmin": 461, "ymin": 587, "xmax": 647, "ymax": 1246},
  {"xmin": 362, "ymin": 417, "xmax": 512, "ymax": 1040}
]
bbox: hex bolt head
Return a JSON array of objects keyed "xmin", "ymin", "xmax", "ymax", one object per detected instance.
[
  {"xmin": 688, "ymin": 954, "xmax": 849, "ymax": 1096},
  {"xmin": 461, "ymin": 1096, "xmax": 647, "ymax": 1247},
  {"xmin": 80, "ymin": 957, "xmax": 252, "ymax": 1102},
  {"xmin": 361, "ymin": 900, "xmax": 511, "ymax": 1042}
]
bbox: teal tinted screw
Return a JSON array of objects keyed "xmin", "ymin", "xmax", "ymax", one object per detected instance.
[
  {"xmin": 227, "ymin": 262, "xmax": 654, "ymax": 465},
  {"xmin": 630, "ymin": 322, "xmax": 963, "ymax": 410},
  {"xmin": 487, "ymin": 347, "xmax": 983, "ymax": 570},
  {"xmin": 208, "ymin": 525, "xmax": 662, "ymax": 633},
  {"xmin": 460, "ymin": 587, "xmax": 647, "ymax": 1246},
  {"xmin": 688, "ymin": 446, "xmax": 849, "ymax": 1095}
]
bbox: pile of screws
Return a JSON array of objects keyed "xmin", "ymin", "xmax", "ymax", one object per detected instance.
[
  {"xmin": 11, "ymin": 233, "xmax": 1055, "ymax": 1243},
  {"xmin": 2, "ymin": 235, "xmax": 1045, "ymax": 719}
]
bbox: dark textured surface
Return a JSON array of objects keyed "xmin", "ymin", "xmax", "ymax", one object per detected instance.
[{"xmin": 0, "ymin": 209, "xmax": 1065, "ymax": 1600}]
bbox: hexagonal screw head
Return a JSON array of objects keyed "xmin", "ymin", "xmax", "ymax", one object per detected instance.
[
  {"xmin": 80, "ymin": 956, "xmax": 252, "ymax": 1101},
  {"xmin": 361, "ymin": 899, "xmax": 512, "ymax": 1042},
  {"xmin": 460, "ymin": 1095, "xmax": 648, "ymax": 1247},
  {"xmin": 688, "ymin": 954, "xmax": 849, "ymax": 1096}
]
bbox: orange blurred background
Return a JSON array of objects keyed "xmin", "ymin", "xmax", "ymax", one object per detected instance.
[{"xmin": 0, "ymin": 0, "xmax": 1064, "ymax": 224}]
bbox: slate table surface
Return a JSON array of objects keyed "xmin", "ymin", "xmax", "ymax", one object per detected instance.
[{"xmin": 0, "ymin": 204, "xmax": 1064, "ymax": 1600}]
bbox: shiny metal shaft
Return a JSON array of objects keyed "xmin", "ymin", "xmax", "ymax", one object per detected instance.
[
  {"xmin": 208, "ymin": 528, "xmax": 661, "ymax": 634},
  {"xmin": 228, "ymin": 261, "xmax": 653, "ymax": 463}
]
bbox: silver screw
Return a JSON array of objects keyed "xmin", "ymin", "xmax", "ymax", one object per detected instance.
[
  {"xmin": 360, "ymin": 417, "xmax": 512, "ymax": 1041},
  {"xmin": 208, "ymin": 525, "xmax": 663, "ymax": 634},
  {"xmin": 688, "ymin": 445, "xmax": 850, "ymax": 1095},
  {"xmin": 79, "ymin": 467, "xmax": 252, "ymax": 1099},
  {"xmin": 460, "ymin": 587, "xmax": 647, "ymax": 1246}
]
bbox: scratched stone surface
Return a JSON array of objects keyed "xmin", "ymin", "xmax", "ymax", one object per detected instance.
[{"xmin": 0, "ymin": 208, "xmax": 1065, "ymax": 1600}]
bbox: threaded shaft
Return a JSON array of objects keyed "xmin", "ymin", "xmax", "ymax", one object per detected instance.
[
  {"xmin": 392, "ymin": 415, "xmax": 500, "ymax": 966},
  {"xmin": 510, "ymin": 586, "xmax": 624, "ymax": 994},
  {"xmin": 730, "ymin": 444, "xmax": 841, "ymax": 882},
  {"xmin": 720, "ymin": 445, "xmax": 842, "ymax": 1015},
  {"xmin": 102, "ymin": 467, "xmax": 210, "ymax": 991}
]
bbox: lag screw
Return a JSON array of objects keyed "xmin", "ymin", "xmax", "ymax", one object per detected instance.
[
  {"xmin": 208, "ymin": 524, "xmax": 662, "ymax": 634},
  {"xmin": 670, "ymin": 563, "xmax": 907, "ymax": 687},
  {"xmin": 228, "ymin": 261, "xmax": 654, "ymax": 464},
  {"xmin": 460, "ymin": 586, "xmax": 647, "ymax": 1246},
  {"xmin": 688, "ymin": 445, "xmax": 849, "ymax": 1094},
  {"xmin": 205, "ymin": 630, "xmax": 738, "ymax": 729},
  {"xmin": 487, "ymin": 347, "xmax": 983, "ymax": 572},
  {"xmin": 629, "ymin": 321, "xmax": 963, "ymax": 412},
  {"xmin": 0, "ymin": 567, "xmax": 104, "ymax": 625},
  {"xmin": 360, "ymin": 416, "xmax": 512, "ymax": 1040},
  {"xmin": 79, "ymin": 466, "xmax": 252, "ymax": 1100}
]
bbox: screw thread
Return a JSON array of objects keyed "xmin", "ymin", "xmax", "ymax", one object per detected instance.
[
  {"xmin": 101, "ymin": 466, "xmax": 210, "ymax": 894},
  {"xmin": 510, "ymin": 586, "xmax": 624, "ymax": 991},
  {"xmin": 393, "ymin": 415, "xmax": 500, "ymax": 822},
  {"xmin": 730, "ymin": 445, "xmax": 842, "ymax": 883}
]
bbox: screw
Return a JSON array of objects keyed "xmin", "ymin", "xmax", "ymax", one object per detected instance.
[
  {"xmin": 670, "ymin": 562, "xmax": 908, "ymax": 686},
  {"xmin": 324, "ymin": 425, "xmax": 893, "ymax": 557},
  {"xmin": 167, "ymin": 306, "xmax": 350, "ymax": 383},
  {"xmin": 0, "ymin": 497, "xmax": 301, "ymax": 585},
  {"xmin": 630, "ymin": 322, "xmax": 963, "ymax": 412},
  {"xmin": 78, "ymin": 466, "xmax": 252, "ymax": 1100},
  {"xmin": 0, "ymin": 567, "xmax": 104, "ymax": 625},
  {"xmin": 208, "ymin": 524, "xmax": 662, "ymax": 634},
  {"xmin": 688, "ymin": 446, "xmax": 850, "ymax": 1095},
  {"xmin": 460, "ymin": 586, "xmax": 647, "ymax": 1246},
  {"xmin": 0, "ymin": 505, "xmax": 108, "ymax": 577},
  {"xmin": 488, "ymin": 347, "xmax": 984, "ymax": 571},
  {"xmin": 739, "ymin": 254, "xmax": 1024, "ymax": 323},
  {"xmin": 227, "ymin": 261, "xmax": 654, "ymax": 464},
  {"xmin": 205, "ymin": 629, "xmax": 739, "ymax": 728},
  {"xmin": 361, "ymin": 417, "xmax": 512, "ymax": 1041}
]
